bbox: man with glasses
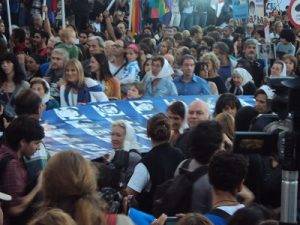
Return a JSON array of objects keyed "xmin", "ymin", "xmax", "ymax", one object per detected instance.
[{"xmin": 108, "ymin": 40, "xmax": 127, "ymax": 80}]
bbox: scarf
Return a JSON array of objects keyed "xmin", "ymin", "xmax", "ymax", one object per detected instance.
[{"xmin": 64, "ymin": 83, "xmax": 91, "ymax": 106}]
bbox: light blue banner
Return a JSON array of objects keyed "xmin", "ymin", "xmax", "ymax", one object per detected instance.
[
  {"xmin": 233, "ymin": 0, "xmax": 249, "ymax": 19},
  {"xmin": 41, "ymin": 95, "xmax": 255, "ymax": 159}
]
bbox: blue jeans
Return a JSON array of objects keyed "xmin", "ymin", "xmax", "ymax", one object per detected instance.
[
  {"xmin": 199, "ymin": 12, "xmax": 208, "ymax": 27},
  {"xmin": 180, "ymin": 13, "xmax": 193, "ymax": 30},
  {"xmin": 193, "ymin": 12, "xmax": 207, "ymax": 27}
]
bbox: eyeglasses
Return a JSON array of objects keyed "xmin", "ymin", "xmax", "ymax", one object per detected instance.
[{"xmin": 113, "ymin": 44, "xmax": 123, "ymax": 48}]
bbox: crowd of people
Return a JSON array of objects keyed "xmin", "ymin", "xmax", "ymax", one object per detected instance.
[{"xmin": 0, "ymin": 0, "xmax": 299, "ymax": 225}]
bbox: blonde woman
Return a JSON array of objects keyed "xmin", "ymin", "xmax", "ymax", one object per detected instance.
[
  {"xmin": 215, "ymin": 112, "xmax": 235, "ymax": 151},
  {"xmin": 28, "ymin": 209, "xmax": 77, "ymax": 225},
  {"xmin": 42, "ymin": 151, "xmax": 134, "ymax": 225},
  {"xmin": 109, "ymin": 120, "xmax": 141, "ymax": 185},
  {"xmin": 60, "ymin": 59, "xmax": 108, "ymax": 107},
  {"xmin": 201, "ymin": 52, "xmax": 228, "ymax": 94}
]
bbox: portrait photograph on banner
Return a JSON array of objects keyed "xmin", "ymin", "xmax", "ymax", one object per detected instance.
[{"xmin": 248, "ymin": 0, "xmax": 264, "ymax": 24}]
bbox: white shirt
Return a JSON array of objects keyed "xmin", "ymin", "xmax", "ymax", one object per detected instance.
[
  {"xmin": 127, "ymin": 163, "xmax": 151, "ymax": 193},
  {"xmin": 109, "ymin": 61, "xmax": 126, "ymax": 79},
  {"xmin": 92, "ymin": 22, "xmax": 101, "ymax": 33},
  {"xmin": 218, "ymin": 204, "xmax": 245, "ymax": 215},
  {"xmin": 216, "ymin": 2, "xmax": 224, "ymax": 17},
  {"xmin": 183, "ymin": 1, "xmax": 193, "ymax": 14},
  {"xmin": 60, "ymin": 77, "xmax": 108, "ymax": 107},
  {"xmin": 172, "ymin": 0, "xmax": 180, "ymax": 13}
]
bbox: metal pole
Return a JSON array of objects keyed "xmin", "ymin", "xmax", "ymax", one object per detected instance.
[
  {"xmin": 106, "ymin": 0, "xmax": 116, "ymax": 11},
  {"xmin": 61, "ymin": 0, "xmax": 66, "ymax": 28},
  {"xmin": 128, "ymin": 0, "xmax": 133, "ymax": 32},
  {"xmin": 280, "ymin": 170, "xmax": 298, "ymax": 224},
  {"xmin": 42, "ymin": 0, "xmax": 47, "ymax": 21},
  {"xmin": 5, "ymin": 0, "xmax": 12, "ymax": 35}
]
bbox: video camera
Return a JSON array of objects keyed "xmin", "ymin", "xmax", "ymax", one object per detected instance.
[
  {"xmin": 233, "ymin": 76, "xmax": 300, "ymax": 224},
  {"xmin": 233, "ymin": 131, "xmax": 279, "ymax": 156},
  {"xmin": 233, "ymin": 77, "xmax": 294, "ymax": 158}
]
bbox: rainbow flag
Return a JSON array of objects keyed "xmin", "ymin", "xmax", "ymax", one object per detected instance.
[
  {"xmin": 149, "ymin": 0, "xmax": 169, "ymax": 18},
  {"xmin": 130, "ymin": 0, "xmax": 142, "ymax": 35}
]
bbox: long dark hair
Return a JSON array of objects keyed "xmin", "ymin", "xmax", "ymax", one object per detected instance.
[
  {"xmin": 214, "ymin": 93, "xmax": 242, "ymax": 116},
  {"xmin": 91, "ymin": 53, "xmax": 112, "ymax": 82},
  {"xmin": 0, "ymin": 52, "xmax": 26, "ymax": 85}
]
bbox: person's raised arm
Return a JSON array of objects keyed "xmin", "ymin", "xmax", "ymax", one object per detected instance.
[
  {"xmin": 103, "ymin": 11, "xmax": 116, "ymax": 41},
  {"xmin": 42, "ymin": 6, "xmax": 54, "ymax": 37}
]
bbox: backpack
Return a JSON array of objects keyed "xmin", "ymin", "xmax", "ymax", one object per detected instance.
[
  {"xmin": 206, "ymin": 208, "xmax": 231, "ymax": 225},
  {"xmin": 111, "ymin": 149, "xmax": 140, "ymax": 170},
  {"xmin": 111, "ymin": 149, "xmax": 141, "ymax": 186},
  {"xmin": 152, "ymin": 160, "xmax": 208, "ymax": 216}
]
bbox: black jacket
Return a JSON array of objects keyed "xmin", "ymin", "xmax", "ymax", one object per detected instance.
[
  {"xmin": 174, "ymin": 129, "xmax": 192, "ymax": 159},
  {"xmin": 229, "ymin": 81, "xmax": 256, "ymax": 95},
  {"xmin": 138, "ymin": 143, "xmax": 184, "ymax": 213},
  {"xmin": 238, "ymin": 58, "xmax": 265, "ymax": 87}
]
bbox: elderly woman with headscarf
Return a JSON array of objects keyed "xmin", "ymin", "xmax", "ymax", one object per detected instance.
[
  {"xmin": 270, "ymin": 60, "xmax": 287, "ymax": 78},
  {"xmin": 109, "ymin": 120, "xmax": 142, "ymax": 186},
  {"xmin": 142, "ymin": 55, "xmax": 178, "ymax": 97},
  {"xmin": 226, "ymin": 67, "xmax": 256, "ymax": 95},
  {"xmin": 30, "ymin": 77, "xmax": 59, "ymax": 110}
]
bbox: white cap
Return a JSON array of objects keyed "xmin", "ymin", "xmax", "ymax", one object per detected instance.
[
  {"xmin": 0, "ymin": 192, "xmax": 12, "ymax": 201},
  {"xmin": 258, "ymin": 85, "xmax": 275, "ymax": 100}
]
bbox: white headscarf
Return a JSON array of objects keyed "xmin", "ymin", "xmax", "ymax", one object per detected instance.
[
  {"xmin": 30, "ymin": 78, "xmax": 51, "ymax": 104},
  {"xmin": 148, "ymin": 58, "xmax": 174, "ymax": 80},
  {"xmin": 270, "ymin": 60, "xmax": 287, "ymax": 78},
  {"xmin": 42, "ymin": 79, "xmax": 51, "ymax": 104},
  {"xmin": 258, "ymin": 85, "xmax": 275, "ymax": 100},
  {"xmin": 112, "ymin": 120, "xmax": 140, "ymax": 151},
  {"xmin": 233, "ymin": 68, "xmax": 254, "ymax": 86}
]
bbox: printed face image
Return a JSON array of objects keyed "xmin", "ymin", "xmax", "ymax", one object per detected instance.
[
  {"xmin": 92, "ymin": 104, "xmax": 125, "ymax": 117},
  {"xmin": 54, "ymin": 108, "xmax": 86, "ymax": 120}
]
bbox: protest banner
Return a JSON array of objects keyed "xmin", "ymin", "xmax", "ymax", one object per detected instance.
[
  {"xmin": 266, "ymin": 0, "xmax": 290, "ymax": 14},
  {"xmin": 249, "ymin": 0, "xmax": 264, "ymax": 24},
  {"xmin": 233, "ymin": 0, "xmax": 249, "ymax": 20},
  {"xmin": 42, "ymin": 96, "xmax": 255, "ymax": 159}
]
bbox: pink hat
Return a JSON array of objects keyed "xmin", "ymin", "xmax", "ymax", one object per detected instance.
[{"xmin": 127, "ymin": 44, "xmax": 139, "ymax": 54}]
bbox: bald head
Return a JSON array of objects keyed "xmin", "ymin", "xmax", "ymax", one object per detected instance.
[
  {"xmin": 187, "ymin": 100, "xmax": 210, "ymax": 128},
  {"xmin": 164, "ymin": 54, "xmax": 175, "ymax": 67}
]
